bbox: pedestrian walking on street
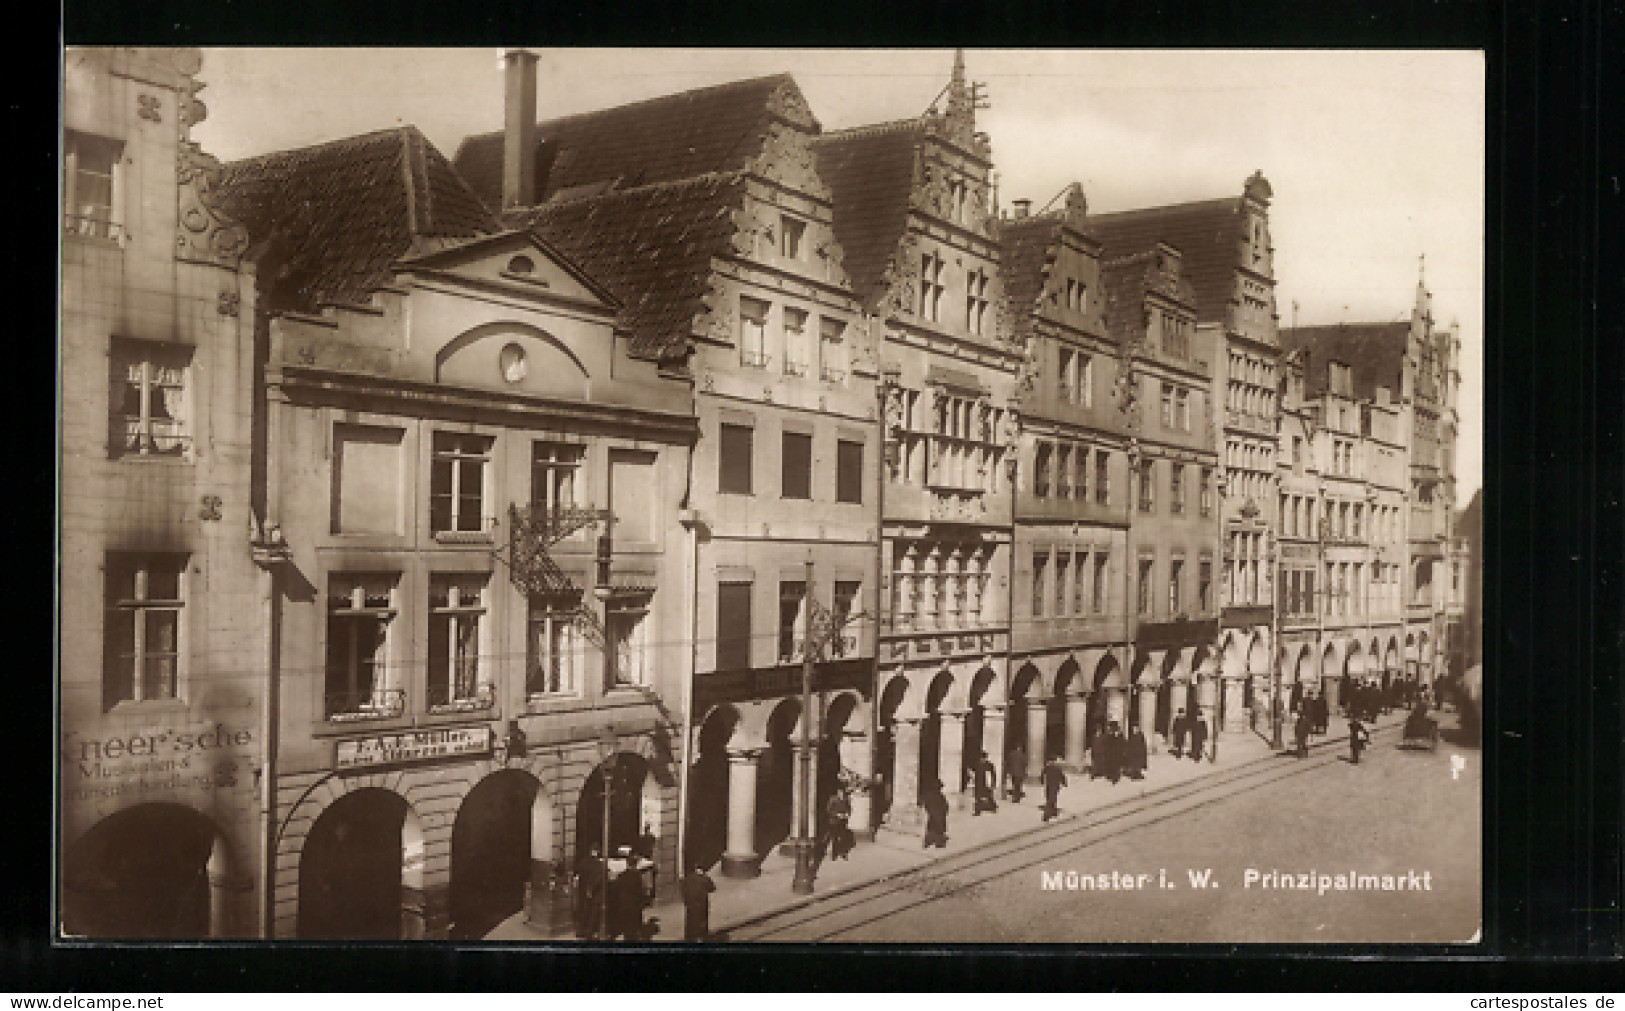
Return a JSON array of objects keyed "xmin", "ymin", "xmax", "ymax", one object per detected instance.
[
  {"xmin": 1294, "ymin": 708, "xmax": 1312, "ymax": 758},
  {"xmin": 1006, "ymin": 744, "xmax": 1027, "ymax": 803},
  {"xmin": 680, "ymin": 864, "xmax": 716, "ymax": 941},
  {"xmin": 973, "ymin": 751, "xmax": 998, "ymax": 814},
  {"xmin": 922, "ymin": 779, "xmax": 950, "ymax": 849},
  {"xmin": 1348, "ymin": 717, "xmax": 1371, "ymax": 764},
  {"xmin": 1170, "ymin": 709, "xmax": 1188, "ymax": 758},
  {"xmin": 574, "ymin": 844, "xmax": 605, "ymax": 939},
  {"xmin": 1125, "ymin": 724, "xmax": 1148, "ymax": 780},
  {"xmin": 1041, "ymin": 757, "xmax": 1068, "ymax": 822},
  {"xmin": 1188, "ymin": 714, "xmax": 1207, "ymax": 763},
  {"xmin": 819, "ymin": 788, "xmax": 853, "ymax": 861}
]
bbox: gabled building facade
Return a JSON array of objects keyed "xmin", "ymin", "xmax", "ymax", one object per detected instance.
[
  {"xmin": 221, "ymin": 122, "xmax": 697, "ymax": 940},
  {"xmin": 457, "ymin": 55, "xmax": 880, "ymax": 880},
  {"xmin": 1087, "ymin": 174, "xmax": 1282, "ymax": 738},
  {"xmin": 814, "ymin": 54, "xmax": 1022, "ymax": 824},
  {"xmin": 60, "ymin": 47, "xmax": 264, "ymax": 939},
  {"xmin": 996, "ymin": 186, "xmax": 1136, "ymax": 776}
]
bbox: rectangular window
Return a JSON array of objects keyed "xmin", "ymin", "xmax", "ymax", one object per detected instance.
[
  {"xmin": 1138, "ymin": 558, "xmax": 1154, "ymax": 616},
  {"xmin": 1175, "ymin": 389, "xmax": 1191, "ymax": 431},
  {"xmin": 1200, "ymin": 468, "xmax": 1214, "ymax": 517},
  {"xmin": 607, "ymin": 604, "xmax": 648, "ymax": 689},
  {"xmin": 332, "ymin": 424, "xmax": 403, "ymax": 535},
  {"xmin": 966, "ymin": 268, "xmax": 990, "ymax": 335},
  {"xmin": 719, "ymin": 423, "xmax": 754, "ymax": 495},
  {"xmin": 1054, "ymin": 552, "xmax": 1070, "ymax": 617},
  {"xmin": 103, "ymin": 553, "xmax": 185, "ymax": 709},
  {"xmin": 740, "ymin": 296, "xmax": 770, "ymax": 368},
  {"xmin": 836, "ymin": 439, "xmax": 864, "ymax": 504},
  {"xmin": 1199, "ymin": 560, "xmax": 1212, "ymax": 611},
  {"xmin": 778, "ymin": 581, "xmax": 807, "ymax": 663},
  {"xmin": 532, "ymin": 442, "xmax": 584, "ymax": 516},
  {"xmin": 1034, "ymin": 442, "xmax": 1052, "ymax": 498},
  {"xmin": 1058, "ymin": 347, "xmax": 1076, "ymax": 402},
  {"xmin": 1056, "ymin": 445, "xmax": 1072, "ymax": 499},
  {"xmin": 920, "ymin": 252, "xmax": 945, "ymax": 322},
  {"xmin": 782, "ymin": 431, "xmax": 813, "ymax": 500},
  {"xmin": 1139, "ymin": 459, "xmax": 1156, "ymax": 513},
  {"xmin": 1032, "ymin": 551, "xmax": 1049, "ymax": 618},
  {"xmin": 1096, "ymin": 450, "xmax": 1109, "ymax": 505},
  {"xmin": 427, "ymin": 574, "xmax": 487, "ymax": 709},
  {"xmin": 325, "ymin": 573, "xmax": 398, "ymax": 719},
  {"xmin": 527, "ymin": 597, "xmax": 580, "ymax": 696},
  {"xmin": 1169, "ymin": 559, "xmax": 1184, "ymax": 615},
  {"xmin": 609, "ymin": 450, "xmax": 656, "ymax": 543},
  {"xmin": 1078, "ymin": 355, "xmax": 1092, "ymax": 408},
  {"xmin": 832, "ymin": 580, "xmax": 862, "ymax": 656},
  {"xmin": 1074, "ymin": 551, "xmax": 1088, "ymax": 615},
  {"xmin": 782, "ymin": 306, "xmax": 810, "ymax": 376},
  {"xmin": 717, "ymin": 582, "xmax": 753, "ymax": 671},
  {"xmin": 780, "ymin": 215, "xmax": 806, "ymax": 260},
  {"xmin": 64, "ymin": 131, "xmax": 122, "ymax": 238},
  {"xmin": 110, "ymin": 340, "xmax": 192, "ymax": 458},
  {"xmin": 1074, "ymin": 446, "xmax": 1088, "ymax": 500},
  {"xmin": 1093, "ymin": 553, "xmax": 1109, "ymax": 614},
  {"xmin": 1170, "ymin": 464, "xmax": 1184, "ymax": 514},
  {"xmin": 1161, "ymin": 384, "xmax": 1175, "ymax": 428},
  {"xmin": 819, "ymin": 318, "xmax": 848, "ymax": 383},
  {"xmin": 430, "ymin": 432, "xmax": 492, "ymax": 534}
]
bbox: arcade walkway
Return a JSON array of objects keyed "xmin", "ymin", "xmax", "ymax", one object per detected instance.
[{"xmin": 485, "ymin": 710, "xmax": 1408, "ymax": 943}]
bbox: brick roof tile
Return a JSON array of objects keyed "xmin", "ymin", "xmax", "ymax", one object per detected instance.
[
  {"xmin": 1280, "ymin": 322, "xmax": 1409, "ymax": 401},
  {"xmin": 1086, "ymin": 197, "xmax": 1250, "ymax": 326},
  {"xmin": 812, "ymin": 121, "xmax": 923, "ymax": 308}
]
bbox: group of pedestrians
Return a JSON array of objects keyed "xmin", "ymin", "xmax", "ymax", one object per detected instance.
[
  {"xmin": 1167, "ymin": 709, "xmax": 1210, "ymax": 762},
  {"xmin": 572, "ymin": 829, "xmax": 660, "ymax": 941}
]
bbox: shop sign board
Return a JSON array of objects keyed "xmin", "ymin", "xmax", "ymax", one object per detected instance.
[{"xmin": 335, "ymin": 726, "xmax": 492, "ymax": 771}]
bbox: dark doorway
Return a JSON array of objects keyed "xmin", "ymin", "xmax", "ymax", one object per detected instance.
[
  {"xmin": 298, "ymin": 788, "xmax": 411, "ymax": 940},
  {"xmin": 686, "ymin": 712, "xmax": 735, "ymax": 871},
  {"xmin": 450, "ymin": 770, "xmax": 539, "ymax": 941},
  {"xmin": 62, "ymin": 803, "xmax": 217, "ymax": 939}
]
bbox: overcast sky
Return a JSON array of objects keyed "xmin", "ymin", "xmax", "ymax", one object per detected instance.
[{"xmin": 192, "ymin": 48, "xmax": 1483, "ymax": 501}]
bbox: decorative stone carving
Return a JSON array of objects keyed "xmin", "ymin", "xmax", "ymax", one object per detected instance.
[
  {"xmin": 137, "ymin": 93, "xmax": 162, "ymax": 123},
  {"xmin": 753, "ymin": 123, "xmax": 832, "ymax": 201},
  {"xmin": 217, "ymin": 290, "xmax": 240, "ymax": 317},
  {"xmin": 176, "ymin": 142, "xmax": 248, "ymax": 267}
]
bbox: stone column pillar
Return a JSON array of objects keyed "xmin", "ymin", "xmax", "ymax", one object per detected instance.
[
  {"xmin": 939, "ymin": 710, "xmax": 968, "ymax": 809},
  {"xmin": 841, "ymin": 729, "xmax": 874, "ymax": 839},
  {"xmin": 891, "ymin": 718, "xmax": 923, "ymax": 829},
  {"xmin": 1063, "ymin": 693, "xmax": 1090, "ymax": 771},
  {"xmin": 1223, "ymin": 677, "xmax": 1247, "ymax": 733},
  {"xmin": 1025, "ymin": 695, "xmax": 1051, "ymax": 764},
  {"xmin": 981, "ymin": 705, "xmax": 1007, "ymax": 785},
  {"xmin": 1106, "ymin": 686, "xmax": 1129, "ymax": 728},
  {"xmin": 1138, "ymin": 686, "xmax": 1159, "ymax": 753},
  {"xmin": 721, "ymin": 749, "xmax": 761, "ymax": 878}
]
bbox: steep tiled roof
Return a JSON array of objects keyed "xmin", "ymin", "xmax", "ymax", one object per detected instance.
[
  {"xmin": 813, "ymin": 121, "xmax": 922, "ymax": 308},
  {"xmin": 1086, "ymin": 198, "xmax": 1247, "ymax": 325},
  {"xmin": 1100, "ymin": 250, "xmax": 1199, "ymax": 348},
  {"xmin": 1279, "ymin": 322, "xmax": 1408, "ymax": 401},
  {"xmin": 514, "ymin": 174, "xmax": 747, "ymax": 363},
  {"xmin": 218, "ymin": 127, "xmax": 499, "ymax": 310},
  {"xmin": 997, "ymin": 212, "xmax": 1064, "ymax": 342},
  {"xmin": 454, "ymin": 74, "xmax": 804, "ymax": 211}
]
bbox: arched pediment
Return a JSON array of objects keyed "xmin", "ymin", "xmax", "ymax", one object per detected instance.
[{"xmin": 435, "ymin": 321, "xmax": 589, "ymax": 400}]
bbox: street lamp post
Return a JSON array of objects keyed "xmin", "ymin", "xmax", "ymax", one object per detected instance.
[
  {"xmin": 791, "ymin": 557, "xmax": 817, "ymax": 895},
  {"xmin": 595, "ymin": 728, "xmax": 618, "ymax": 941}
]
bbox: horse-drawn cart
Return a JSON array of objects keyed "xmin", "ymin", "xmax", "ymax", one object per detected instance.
[{"xmin": 1399, "ymin": 708, "xmax": 1439, "ymax": 751}]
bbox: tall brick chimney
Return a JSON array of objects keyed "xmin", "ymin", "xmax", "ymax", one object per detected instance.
[{"xmin": 502, "ymin": 49, "xmax": 538, "ymax": 210}]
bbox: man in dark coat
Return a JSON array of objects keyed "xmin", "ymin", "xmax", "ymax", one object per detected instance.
[
  {"xmin": 1125, "ymin": 724, "xmax": 1149, "ymax": 780},
  {"xmin": 574, "ymin": 844, "xmax": 605, "ymax": 939},
  {"xmin": 1041, "ymin": 757, "xmax": 1068, "ymax": 822},
  {"xmin": 1348, "ymin": 716, "xmax": 1371, "ymax": 764},
  {"xmin": 680, "ymin": 864, "xmax": 716, "ymax": 941},
  {"xmin": 1188, "ymin": 713, "xmax": 1207, "ymax": 762},
  {"xmin": 1294, "ymin": 707, "xmax": 1312, "ymax": 758},
  {"xmin": 1005, "ymin": 744, "xmax": 1027, "ymax": 803},
  {"xmin": 1170, "ymin": 708, "xmax": 1188, "ymax": 758},
  {"xmin": 1091, "ymin": 721, "xmax": 1122, "ymax": 783},
  {"xmin": 922, "ymin": 779, "xmax": 950, "ymax": 849},
  {"xmin": 823, "ymin": 788, "xmax": 854, "ymax": 860},
  {"xmin": 973, "ymin": 751, "xmax": 998, "ymax": 814}
]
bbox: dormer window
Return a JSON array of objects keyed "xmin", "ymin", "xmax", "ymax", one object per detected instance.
[
  {"xmin": 780, "ymin": 216, "xmax": 806, "ymax": 260},
  {"xmin": 505, "ymin": 255, "xmax": 535, "ymax": 276},
  {"xmin": 949, "ymin": 179, "xmax": 968, "ymax": 223}
]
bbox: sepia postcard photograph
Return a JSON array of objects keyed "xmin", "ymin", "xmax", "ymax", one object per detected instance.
[{"xmin": 58, "ymin": 46, "xmax": 1484, "ymax": 946}]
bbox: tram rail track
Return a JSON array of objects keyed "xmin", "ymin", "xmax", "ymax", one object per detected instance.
[{"xmin": 727, "ymin": 721, "xmax": 1404, "ymax": 942}]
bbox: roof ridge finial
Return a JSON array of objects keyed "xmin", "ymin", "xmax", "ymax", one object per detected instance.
[{"xmin": 1418, "ymin": 252, "xmax": 1426, "ymax": 287}]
